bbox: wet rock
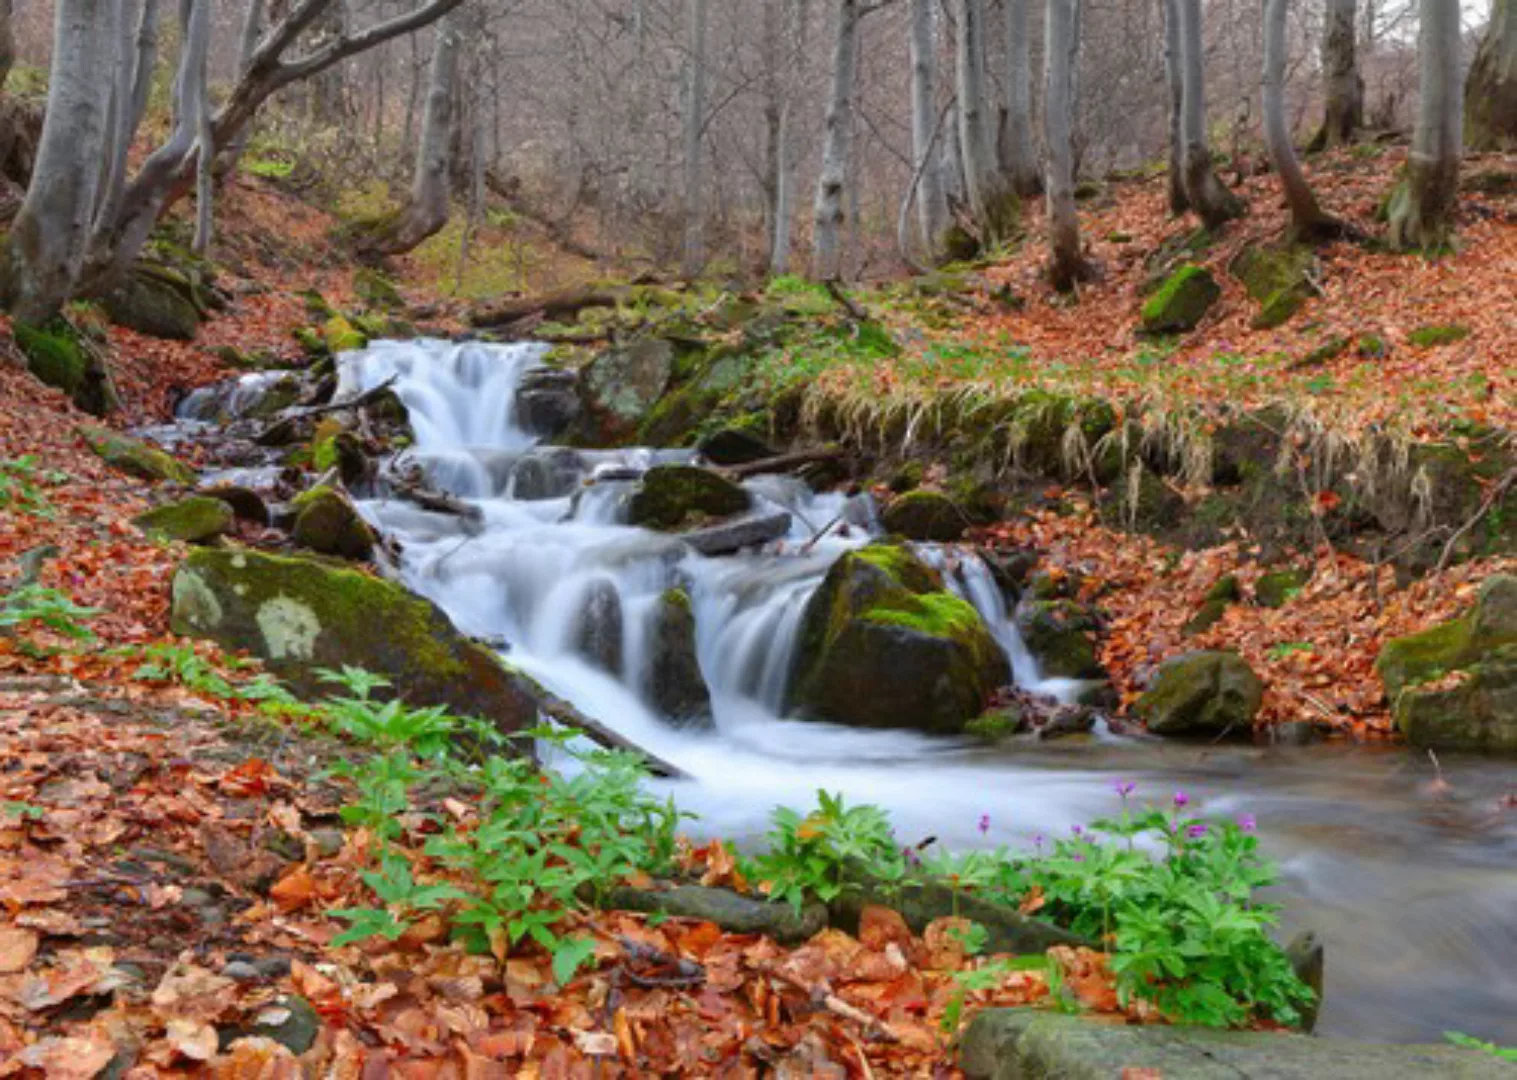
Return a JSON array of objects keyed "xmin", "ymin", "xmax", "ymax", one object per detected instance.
[
  {"xmin": 984, "ymin": 549, "xmax": 1038, "ymax": 604},
  {"xmin": 133, "ymin": 496, "xmax": 234, "ymax": 543},
  {"xmin": 680, "ymin": 510, "xmax": 792, "ymax": 556},
  {"xmin": 959, "ymin": 1009, "xmax": 1511, "ymax": 1080},
  {"xmin": 1255, "ymin": 567, "xmax": 1311, "ymax": 608},
  {"xmin": 1014, "ymin": 600, "xmax": 1105, "ymax": 680},
  {"xmin": 515, "ymin": 367, "xmax": 581, "ymax": 437},
  {"xmin": 1140, "ymin": 264, "xmax": 1220, "ymax": 334},
  {"xmin": 222, "ymin": 961, "xmax": 261, "ymax": 983},
  {"xmin": 1037, "ymin": 705, "xmax": 1096, "ymax": 740},
  {"xmin": 290, "ymin": 485, "xmax": 375, "ymax": 560},
  {"xmin": 881, "ymin": 490, "xmax": 968, "ymax": 542},
  {"xmin": 645, "ymin": 589, "xmax": 713, "ymax": 727},
  {"xmin": 170, "ymin": 547, "xmax": 537, "ymax": 736},
  {"xmin": 628, "ymin": 465, "xmax": 750, "ymax": 531},
  {"xmin": 78, "ymin": 425, "xmax": 194, "ymax": 483},
  {"xmin": 509, "ymin": 450, "xmax": 581, "ymax": 501},
  {"xmin": 579, "ymin": 337, "xmax": 675, "ymax": 443},
  {"xmin": 198, "ymin": 484, "xmax": 269, "ymax": 525},
  {"xmin": 1135, "ymin": 650, "xmax": 1264, "ymax": 738},
  {"xmin": 238, "ymin": 995, "xmax": 321, "ymax": 1056},
  {"xmin": 571, "ymin": 578, "xmax": 624, "ymax": 676},
  {"xmin": 788, "ymin": 543, "xmax": 1009, "ymax": 734},
  {"xmin": 1286, "ymin": 930, "xmax": 1324, "ymax": 1033},
  {"xmin": 605, "ymin": 884, "xmax": 825, "ymax": 945},
  {"xmin": 699, "ymin": 426, "xmax": 776, "ymax": 466}
]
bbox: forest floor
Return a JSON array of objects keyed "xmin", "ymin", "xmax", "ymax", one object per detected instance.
[{"xmin": 1, "ymin": 149, "xmax": 1514, "ymax": 1074}]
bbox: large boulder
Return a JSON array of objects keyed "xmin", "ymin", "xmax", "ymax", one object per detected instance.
[
  {"xmin": 1229, "ymin": 244, "xmax": 1315, "ymax": 329},
  {"xmin": 134, "ymin": 496, "xmax": 234, "ymax": 544},
  {"xmin": 78, "ymin": 425, "xmax": 194, "ymax": 484},
  {"xmin": 1377, "ymin": 576, "xmax": 1517, "ymax": 751},
  {"xmin": 787, "ymin": 543, "xmax": 1009, "ymax": 734},
  {"xmin": 578, "ymin": 337, "xmax": 675, "ymax": 444},
  {"xmin": 881, "ymin": 490, "xmax": 968, "ymax": 542},
  {"xmin": 1141, "ymin": 264, "xmax": 1221, "ymax": 334},
  {"xmin": 644, "ymin": 589, "xmax": 712, "ymax": 727},
  {"xmin": 514, "ymin": 367, "xmax": 581, "ymax": 438},
  {"xmin": 1015, "ymin": 600, "xmax": 1105, "ymax": 680},
  {"xmin": 102, "ymin": 270, "xmax": 201, "ymax": 341},
  {"xmin": 290, "ymin": 486, "xmax": 375, "ymax": 560},
  {"xmin": 1135, "ymin": 650, "xmax": 1264, "ymax": 737},
  {"xmin": 16, "ymin": 322, "xmax": 120, "ymax": 416},
  {"xmin": 169, "ymin": 547, "xmax": 536, "ymax": 733},
  {"xmin": 627, "ymin": 465, "xmax": 750, "ymax": 531}
]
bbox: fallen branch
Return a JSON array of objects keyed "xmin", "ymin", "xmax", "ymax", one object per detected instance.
[
  {"xmin": 725, "ymin": 447, "xmax": 848, "ymax": 481},
  {"xmin": 295, "ymin": 375, "xmax": 400, "ymax": 419},
  {"xmin": 469, "ymin": 287, "xmax": 619, "ymax": 329},
  {"xmin": 616, "ymin": 936, "xmax": 707, "ymax": 989},
  {"xmin": 522, "ymin": 677, "xmax": 688, "ymax": 780},
  {"xmin": 389, "ymin": 478, "xmax": 484, "ymax": 524},
  {"xmin": 825, "ymin": 280, "xmax": 869, "ymax": 322},
  {"xmin": 1436, "ymin": 466, "xmax": 1517, "ymax": 572},
  {"xmin": 758, "ymin": 964, "xmax": 900, "ymax": 1043}
]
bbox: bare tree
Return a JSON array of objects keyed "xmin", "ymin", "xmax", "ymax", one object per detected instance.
[
  {"xmin": 1002, "ymin": 0, "xmax": 1042, "ymax": 196},
  {"xmin": 1465, "ymin": 0, "xmax": 1515, "ymax": 150},
  {"xmin": 1387, "ymin": 0, "xmax": 1461, "ymax": 248},
  {"xmin": 813, "ymin": 0, "xmax": 862, "ymax": 279},
  {"xmin": 683, "ymin": 0, "xmax": 709, "ymax": 277},
  {"xmin": 1160, "ymin": 0, "xmax": 1190, "ymax": 213},
  {"xmin": 1044, "ymin": 0, "xmax": 1091, "ymax": 288},
  {"xmin": 956, "ymin": 0, "xmax": 1017, "ymax": 244},
  {"xmin": 908, "ymin": 0, "xmax": 950, "ymax": 257},
  {"xmin": 1176, "ymin": 0, "xmax": 1244, "ymax": 227},
  {"xmin": 1311, "ymin": 0, "xmax": 1363, "ymax": 148},
  {"xmin": 1262, "ymin": 0, "xmax": 1345, "ymax": 239}
]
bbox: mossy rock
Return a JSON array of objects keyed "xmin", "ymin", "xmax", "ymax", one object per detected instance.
[
  {"xmin": 1014, "ymin": 600, "xmax": 1105, "ymax": 680},
  {"xmin": 604, "ymin": 884, "xmax": 825, "ymax": 945},
  {"xmin": 290, "ymin": 485, "xmax": 375, "ymax": 560},
  {"xmin": 637, "ymin": 351, "xmax": 755, "ymax": 447},
  {"xmin": 1393, "ymin": 645, "xmax": 1517, "ymax": 753},
  {"xmin": 1229, "ymin": 244, "xmax": 1315, "ymax": 329},
  {"xmin": 15, "ymin": 321, "xmax": 120, "ymax": 416},
  {"xmin": 1376, "ymin": 576, "xmax": 1517, "ymax": 698},
  {"xmin": 881, "ymin": 489, "xmax": 969, "ymax": 542},
  {"xmin": 1140, "ymin": 264, "xmax": 1220, "ymax": 334},
  {"xmin": 830, "ymin": 875, "xmax": 1089, "ymax": 956},
  {"xmin": 78, "ymin": 424, "xmax": 194, "ymax": 484},
  {"xmin": 1255, "ymin": 567, "xmax": 1311, "ymax": 608},
  {"xmin": 134, "ymin": 496, "xmax": 234, "ymax": 543},
  {"xmin": 1140, "ymin": 227, "xmax": 1216, "ymax": 294},
  {"xmin": 102, "ymin": 270, "xmax": 202, "ymax": 341},
  {"xmin": 627, "ymin": 465, "xmax": 749, "ymax": 531},
  {"xmin": 353, "ymin": 268, "xmax": 404, "ymax": 311},
  {"xmin": 571, "ymin": 337, "xmax": 676, "ymax": 445},
  {"xmin": 1134, "ymin": 650, "xmax": 1264, "ymax": 737},
  {"xmin": 169, "ymin": 547, "xmax": 536, "ymax": 733},
  {"xmin": 244, "ymin": 375, "xmax": 304, "ymax": 420},
  {"xmin": 786, "ymin": 542, "xmax": 1009, "ymax": 734},
  {"xmin": 697, "ymin": 426, "xmax": 775, "ymax": 467},
  {"xmin": 1184, "ymin": 574, "xmax": 1241, "ymax": 635},
  {"xmin": 323, "ymin": 315, "xmax": 367, "ymax": 355},
  {"xmin": 1407, "ymin": 324, "xmax": 1470, "ymax": 348},
  {"xmin": 292, "ymin": 326, "xmax": 327, "ymax": 358},
  {"xmin": 644, "ymin": 588, "xmax": 712, "ymax": 728}
]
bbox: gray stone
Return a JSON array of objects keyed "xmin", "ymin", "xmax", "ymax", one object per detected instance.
[
  {"xmin": 1136, "ymin": 650, "xmax": 1264, "ymax": 737},
  {"xmin": 1015, "ymin": 600, "xmax": 1105, "ymax": 681},
  {"xmin": 571, "ymin": 578, "xmax": 624, "ymax": 676},
  {"xmin": 959, "ymin": 1009, "xmax": 1514, "ymax": 1079},
  {"xmin": 240, "ymin": 995, "xmax": 321, "ymax": 1056},
  {"xmin": 579, "ymin": 337, "xmax": 675, "ymax": 443},
  {"xmin": 515, "ymin": 367, "xmax": 581, "ymax": 437},
  {"xmin": 644, "ymin": 589, "xmax": 713, "ymax": 728},
  {"xmin": 680, "ymin": 510, "xmax": 792, "ymax": 556}
]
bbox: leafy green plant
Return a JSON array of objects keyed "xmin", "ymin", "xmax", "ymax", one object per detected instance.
[
  {"xmin": 746, "ymin": 790, "xmax": 905, "ymax": 911},
  {"xmin": 1267, "ymin": 641, "xmax": 1315, "ymax": 660},
  {"xmin": 131, "ymin": 642, "xmax": 295, "ymax": 705},
  {"xmin": 1445, "ymin": 1033, "xmax": 1517, "ymax": 1061},
  {"xmin": 0, "ymin": 457, "xmax": 58, "ymax": 517},
  {"xmin": 0, "ymin": 586, "xmax": 99, "ymax": 640},
  {"xmin": 2, "ymin": 801, "xmax": 44, "ymax": 821},
  {"xmin": 316, "ymin": 666, "xmax": 461, "ymax": 757}
]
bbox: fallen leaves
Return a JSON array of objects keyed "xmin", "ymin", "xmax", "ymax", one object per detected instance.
[{"xmin": 0, "ymin": 929, "xmax": 37, "ymax": 974}]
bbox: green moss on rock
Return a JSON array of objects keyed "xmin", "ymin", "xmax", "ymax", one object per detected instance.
[
  {"xmin": 1014, "ymin": 600, "xmax": 1105, "ymax": 680},
  {"xmin": 1376, "ymin": 576, "xmax": 1517, "ymax": 697},
  {"xmin": 1141, "ymin": 264, "xmax": 1221, "ymax": 334},
  {"xmin": 78, "ymin": 424, "xmax": 194, "ymax": 484},
  {"xmin": 15, "ymin": 321, "xmax": 120, "ymax": 416},
  {"xmin": 1407, "ymin": 323, "xmax": 1470, "ymax": 348},
  {"xmin": 1135, "ymin": 650, "xmax": 1265, "ymax": 737},
  {"xmin": 323, "ymin": 315, "xmax": 367, "ymax": 355},
  {"xmin": 1394, "ymin": 645, "xmax": 1517, "ymax": 753},
  {"xmin": 134, "ymin": 496, "xmax": 234, "ymax": 543},
  {"xmin": 354, "ymin": 268, "xmax": 404, "ymax": 311},
  {"xmin": 644, "ymin": 588, "xmax": 712, "ymax": 728},
  {"xmin": 1255, "ymin": 567, "xmax": 1312, "ymax": 608},
  {"xmin": 103, "ymin": 270, "xmax": 201, "ymax": 341},
  {"xmin": 787, "ymin": 543, "xmax": 1008, "ymax": 734},
  {"xmin": 1230, "ymin": 244, "xmax": 1315, "ymax": 330},
  {"xmin": 627, "ymin": 465, "xmax": 749, "ymax": 531},
  {"xmin": 290, "ymin": 485, "xmax": 375, "ymax": 560},
  {"xmin": 881, "ymin": 490, "xmax": 968, "ymax": 542},
  {"xmin": 576, "ymin": 337, "xmax": 676, "ymax": 445}
]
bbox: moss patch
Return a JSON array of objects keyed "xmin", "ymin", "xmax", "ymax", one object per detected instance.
[
  {"xmin": 1407, "ymin": 324, "xmax": 1470, "ymax": 348},
  {"xmin": 78, "ymin": 425, "xmax": 194, "ymax": 484},
  {"xmin": 133, "ymin": 496, "xmax": 234, "ymax": 543},
  {"xmin": 1140, "ymin": 265, "xmax": 1221, "ymax": 334},
  {"xmin": 627, "ymin": 465, "xmax": 749, "ymax": 531}
]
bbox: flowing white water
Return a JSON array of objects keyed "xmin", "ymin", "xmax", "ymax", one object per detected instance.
[{"xmin": 336, "ymin": 340, "xmax": 1517, "ymax": 1043}]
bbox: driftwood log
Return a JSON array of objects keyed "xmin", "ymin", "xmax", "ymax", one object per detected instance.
[{"xmin": 469, "ymin": 287, "xmax": 619, "ymax": 329}]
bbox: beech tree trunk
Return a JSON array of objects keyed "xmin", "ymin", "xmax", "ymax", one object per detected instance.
[
  {"xmin": 1262, "ymin": 0, "xmax": 1342, "ymax": 240},
  {"xmin": 3, "ymin": 0, "xmax": 119, "ymax": 324},
  {"xmin": 1312, "ymin": 0, "xmax": 1363, "ymax": 148},
  {"xmin": 0, "ymin": 0, "xmax": 14, "ymax": 93},
  {"xmin": 908, "ymin": 0, "xmax": 950, "ymax": 258},
  {"xmin": 1387, "ymin": 0, "xmax": 1462, "ymax": 249},
  {"xmin": 1001, "ymin": 0, "xmax": 1041, "ymax": 196},
  {"xmin": 1044, "ymin": 0, "xmax": 1090, "ymax": 290},
  {"xmin": 375, "ymin": 14, "xmax": 461, "ymax": 255},
  {"xmin": 1160, "ymin": 0, "xmax": 1189, "ymax": 214},
  {"xmin": 1465, "ymin": 0, "xmax": 1516, "ymax": 150},
  {"xmin": 682, "ymin": 0, "xmax": 709, "ymax": 278},
  {"xmin": 955, "ymin": 0, "xmax": 1016, "ymax": 244},
  {"xmin": 1177, "ymin": 0, "xmax": 1244, "ymax": 227},
  {"xmin": 813, "ymin": 0, "xmax": 861, "ymax": 280}
]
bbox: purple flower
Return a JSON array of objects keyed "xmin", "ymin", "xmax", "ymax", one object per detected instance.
[
  {"xmin": 1237, "ymin": 814, "xmax": 1257, "ymax": 833},
  {"xmin": 1033, "ymin": 833, "xmax": 1046, "ymax": 852},
  {"xmin": 1187, "ymin": 824, "xmax": 1208, "ymax": 839},
  {"xmin": 1173, "ymin": 791, "xmax": 1190, "ymax": 809},
  {"xmin": 1113, "ymin": 780, "xmax": 1136, "ymax": 799},
  {"xmin": 977, "ymin": 813, "xmax": 992, "ymax": 835},
  {"xmin": 1071, "ymin": 824, "xmax": 1085, "ymax": 837},
  {"xmin": 902, "ymin": 846, "xmax": 922, "ymax": 867},
  {"xmin": 1071, "ymin": 852, "xmax": 1086, "ymax": 862}
]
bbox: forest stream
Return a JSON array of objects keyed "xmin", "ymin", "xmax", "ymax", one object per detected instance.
[{"xmin": 282, "ymin": 339, "xmax": 1517, "ymax": 1045}]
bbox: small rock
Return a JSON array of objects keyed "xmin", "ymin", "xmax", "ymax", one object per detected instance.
[
  {"xmin": 680, "ymin": 510, "xmax": 792, "ymax": 556},
  {"xmin": 309, "ymin": 828, "xmax": 345, "ymax": 858},
  {"xmin": 1255, "ymin": 567, "xmax": 1311, "ymax": 608},
  {"xmin": 133, "ymin": 496, "xmax": 235, "ymax": 544},
  {"xmin": 881, "ymin": 490, "xmax": 968, "ymax": 542},
  {"xmin": 222, "ymin": 961, "xmax": 261, "ymax": 983},
  {"xmin": 698, "ymin": 427, "xmax": 776, "ymax": 466},
  {"xmin": 290, "ymin": 485, "xmax": 375, "ymax": 560},
  {"xmin": 627, "ymin": 465, "xmax": 750, "ymax": 531},
  {"xmin": 1135, "ymin": 650, "xmax": 1264, "ymax": 738},
  {"xmin": 240, "ymin": 995, "xmax": 321, "ymax": 1056},
  {"xmin": 1140, "ymin": 264, "xmax": 1220, "ymax": 334}
]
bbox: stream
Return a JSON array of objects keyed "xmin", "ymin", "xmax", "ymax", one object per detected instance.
[{"xmin": 326, "ymin": 339, "xmax": 1517, "ymax": 1045}]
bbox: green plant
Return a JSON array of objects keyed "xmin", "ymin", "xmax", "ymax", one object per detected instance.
[
  {"xmin": 0, "ymin": 586, "xmax": 99, "ymax": 640},
  {"xmin": 746, "ymin": 790, "xmax": 905, "ymax": 912},
  {"xmin": 2, "ymin": 801, "xmax": 44, "ymax": 821},
  {"xmin": 131, "ymin": 643, "xmax": 295, "ymax": 705},
  {"xmin": 0, "ymin": 457, "xmax": 59, "ymax": 517},
  {"xmin": 316, "ymin": 666, "xmax": 461, "ymax": 757},
  {"xmin": 1267, "ymin": 641, "xmax": 1315, "ymax": 660},
  {"xmin": 1445, "ymin": 1032, "xmax": 1517, "ymax": 1061}
]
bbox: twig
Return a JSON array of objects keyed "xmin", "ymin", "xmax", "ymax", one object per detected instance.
[
  {"xmin": 293, "ymin": 375, "xmax": 400, "ymax": 420},
  {"xmin": 725, "ymin": 447, "xmax": 848, "ymax": 481},
  {"xmin": 1436, "ymin": 466, "xmax": 1517, "ymax": 572},
  {"xmin": 616, "ymin": 936, "xmax": 706, "ymax": 989},
  {"xmin": 757, "ymin": 964, "xmax": 901, "ymax": 1043},
  {"xmin": 824, "ymin": 280, "xmax": 868, "ymax": 322}
]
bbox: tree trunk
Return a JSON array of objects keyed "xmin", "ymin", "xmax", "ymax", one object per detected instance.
[
  {"xmin": 1001, "ymin": 0, "xmax": 1041, "ymax": 196},
  {"xmin": 1160, "ymin": 0, "xmax": 1189, "ymax": 213},
  {"xmin": 1311, "ymin": 0, "xmax": 1363, "ymax": 148},
  {"xmin": 1263, "ymin": 0, "xmax": 1343, "ymax": 240},
  {"xmin": 3, "ymin": 0, "xmax": 119, "ymax": 324},
  {"xmin": 1465, "ymin": 0, "xmax": 1516, "ymax": 150},
  {"xmin": 682, "ymin": 0, "xmax": 708, "ymax": 278},
  {"xmin": 1177, "ymin": 0, "xmax": 1244, "ymax": 227},
  {"xmin": 189, "ymin": 0, "xmax": 215, "ymax": 254},
  {"xmin": 908, "ymin": 0, "xmax": 950, "ymax": 258},
  {"xmin": 1387, "ymin": 0, "xmax": 1462, "ymax": 249},
  {"xmin": 217, "ymin": 0, "xmax": 267, "ymax": 178},
  {"xmin": 0, "ymin": 0, "xmax": 15, "ymax": 94},
  {"xmin": 1044, "ymin": 0, "xmax": 1091, "ymax": 290},
  {"xmin": 955, "ymin": 0, "xmax": 1016, "ymax": 245},
  {"xmin": 812, "ymin": 0, "xmax": 861, "ymax": 280},
  {"xmin": 374, "ymin": 14, "xmax": 461, "ymax": 255}
]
